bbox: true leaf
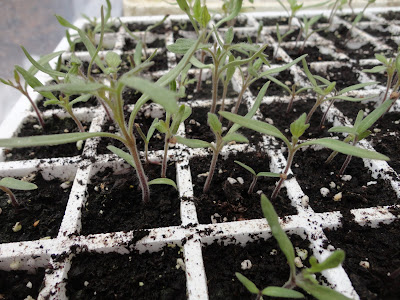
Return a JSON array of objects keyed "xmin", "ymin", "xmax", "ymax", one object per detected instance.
[
  {"xmin": 261, "ymin": 286, "xmax": 304, "ymax": 298},
  {"xmin": 175, "ymin": 136, "xmax": 211, "ymax": 148},
  {"xmin": 306, "ymin": 250, "xmax": 345, "ymax": 274}
]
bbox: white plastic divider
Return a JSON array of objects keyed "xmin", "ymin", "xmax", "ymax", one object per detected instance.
[{"xmin": 0, "ymin": 9, "xmax": 400, "ymax": 300}]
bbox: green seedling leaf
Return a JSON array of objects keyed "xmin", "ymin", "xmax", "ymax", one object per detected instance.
[
  {"xmin": 14, "ymin": 66, "xmax": 58, "ymax": 101},
  {"xmin": 221, "ymin": 111, "xmax": 290, "ymax": 146},
  {"xmin": 176, "ymin": 0, "xmax": 190, "ymax": 13},
  {"xmin": 147, "ymin": 118, "xmax": 159, "ymax": 141},
  {"xmin": 234, "ymin": 161, "xmax": 256, "ymax": 176},
  {"xmin": 339, "ymin": 81, "xmax": 378, "ymax": 94},
  {"xmin": 307, "ymin": 250, "xmax": 345, "ymax": 274},
  {"xmin": 225, "ymin": 27, "xmax": 234, "ymax": 44},
  {"xmin": 27, "ymin": 50, "xmax": 65, "ymax": 76},
  {"xmin": 302, "ymin": 58, "xmax": 318, "ymax": 87},
  {"xmin": 107, "ymin": 145, "xmax": 136, "ymax": 169},
  {"xmin": 171, "ymin": 105, "xmax": 186, "ymax": 134},
  {"xmin": 148, "ymin": 178, "xmax": 177, "ymax": 189},
  {"xmin": 43, "ymin": 99, "xmax": 60, "ymax": 106},
  {"xmin": 105, "ymin": 51, "xmax": 122, "ymax": 68},
  {"xmin": 261, "ymin": 194, "xmax": 296, "ymax": 274},
  {"xmin": 262, "ymin": 286, "xmax": 304, "ymax": 298},
  {"xmin": 260, "ymin": 55, "xmax": 307, "ymax": 77},
  {"xmin": 190, "ymin": 56, "xmax": 213, "ymax": 69},
  {"xmin": 21, "ymin": 46, "xmax": 66, "ymax": 78},
  {"xmin": 121, "ymin": 77, "xmax": 178, "ymax": 114},
  {"xmin": 301, "ymin": 138, "xmax": 390, "ymax": 161},
  {"xmin": 215, "ymin": 0, "xmax": 243, "ymax": 28},
  {"xmin": 208, "ymin": 113, "xmax": 222, "ymax": 134},
  {"xmin": 193, "ymin": 0, "xmax": 201, "ymax": 21},
  {"xmin": 55, "ymin": 15, "xmax": 106, "ymax": 73},
  {"xmin": 0, "ymin": 178, "xmax": 38, "ymax": 191},
  {"xmin": 375, "ymin": 53, "xmax": 388, "ymax": 65},
  {"xmin": 235, "ymin": 273, "xmax": 259, "ymax": 294},
  {"xmin": 357, "ymin": 100, "xmax": 393, "ymax": 133},
  {"xmin": 222, "ymin": 133, "xmax": 249, "ymax": 143},
  {"xmin": 265, "ymin": 75, "xmax": 292, "ymax": 94},
  {"xmin": 69, "ymin": 94, "xmax": 92, "ymax": 106},
  {"xmin": 328, "ymin": 126, "xmax": 357, "ymax": 135},
  {"xmin": 200, "ymin": 5, "xmax": 211, "ymax": 28},
  {"xmin": 0, "ymin": 132, "xmax": 123, "ymax": 148},
  {"xmin": 257, "ymin": 172, "xmax": 281, "ymax": 178},
  {"xmin": 290, "ymin": 113, "xmax": 310, "ymax": 138},
  {"xmin": 297, "ymin": 280, "xmax": 351, "ymax": 300},
  {"xmin": 175, "ymin": 136, "xmax": 211, "ymax": 148},
  {"xmin": 36, "ymin": 81, "xmax": 105, "ymax": 94},
  {"xmin": 167, "ymin": 38, "xmax": 210, "ymax": 55},
  {"xmin": 156, "ymin": 120, "xmax": 168, "ymax": 134},
  {"xmin": 362, "ymin": 65, "xmax": 386, "ymax": 73},
  {"xmin": 134, "ymin": 41, "xmax": 143, "ymax": 66}
]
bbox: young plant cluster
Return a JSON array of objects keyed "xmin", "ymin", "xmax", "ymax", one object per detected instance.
[{"xmin": 0, "ymin": 1, "xmax": 395, "ymax": 298}]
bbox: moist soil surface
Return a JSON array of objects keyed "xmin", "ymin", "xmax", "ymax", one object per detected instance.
[
  {"xmin": 203, "ymin": 234, "xmax": 316, "ymax": 299},
  {"xmin": 284, "ymin": 46, "xmax": 335, "ymax": 62},
  {"xmin": 0, "ymin": 173, "xmax": 71, "ymax": 243},
  {"xmin": 184, "ymin": 105, "xmax": 263, "ymax": 147},
  {"xmin": 0, "ymin": 268, "xmax": 45, "ymax": 300},
  {"xmin": 81, "ymin": 164, "xmax": 179, "ymax": 235},
  {"xmin": 5, "ymin": 115, "xmax": 89, "ymax": 161},
  {"xmin": 259, "ymin": 98, "xmax": 335, "ymax": 141},
  {"xmin": 190, "ymin": 151, "xmax": 297, "ymax": 224},
  {"xmin": 324, "ymin": 219, "xmax": 400, "ymax": 300},
  {"xmin": 292, "ymin": 148, "xmax": 398, "ymax": 213},
  {"xmin": 249, "ymin": 70, "xmax": 293, "ymax": 97},
  {"xmin": 66, "ymin": 246, "xmax": 186, "ymax": 300},
  {"xmin": 315, "ymin": 65, "xmax": 360, "ymax": 90}
]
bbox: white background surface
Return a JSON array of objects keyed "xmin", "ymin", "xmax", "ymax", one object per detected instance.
[{"xmin": 0, "ymin": 0, "xmax": 122, "ymax": 123}]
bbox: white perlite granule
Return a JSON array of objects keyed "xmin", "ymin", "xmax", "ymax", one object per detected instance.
[
  {"xmin": 241, "ymin": 259, "xmax": 252, "ymax": 270},
  {"xmin": 320, "ymin": 187, "xmax": 330, "ymax": 197}
]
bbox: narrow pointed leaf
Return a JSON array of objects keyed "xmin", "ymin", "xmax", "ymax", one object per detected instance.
[
  {"xmin": 307, "ymin": 250, "xmax": 345, "ymax": 274},
  {"xmin": 107, "ymin": 145, "xmax": 136, "ymax": 169},
  {"xmin": 222, "ymin": 133, "xmax": 249, "ymax": 143},
  {"xmin": 0, "ymin": 132, "xmax": 122, "ymax": 148},
  {"xmin": 0, "ymin": 178, "xmax": 38, "ymax": 191},
  {"xmin": 261, "ymin": 194, "xmax": 296, "ymax": 272},
  {"xmin": 208, "ymin": 113, "xmax": 222, "ymax": 134},
  {"xmin": 328, "ymin": 126, "xmax": 357, "ymax": 135},
  {"xmin": 260, "ymin": 55, "xmax": 307, "ymax": 77},
  {"xmin": 147, "ymin": 118, "xmax": 159, "ymax": 141},
  {"xmin": 261, "ymin": 286, "xmax": 304, "ymax": 298},
  {"xmin": 121, "ymin": 77, "xmax": 178, "ymax": 114},
  {"xmin": 257, "ymin": 172, "xmax": 281, "ymax": 178},
  {"xmin": 297, "ymin": 280, "xmax": 351, "ymax": 300},
  {"xmin": 21, "ymin": 46, "xmax": 66, "ymax": 78},
  {"xmin": 221, "ymin": 111, "xmax": 290, "ymax": 146},
  {"xmin": 300, "ymin": 138, "xmax": 390, "ymax": 161},
  {"xmin": 148, "ymin": 178, "xmax": 177, "ymax": 189},
  {"xmin": 362, "ymin": 65, "xmax": 386, "ymax": 73},
  {"xmin": 215, "ymin": 0, "xmax": 243, "ymax": 28},
  {"xmin": 175, "ymin": 136, "xmax": 211, "ymax": 148},
  {"xmin": 69, "ymin": 94, "xmax": 92, "ymax": 106},
  {"xmin": 339, "ymin": 81, "xmax": 378, "ymax": 94},
  {"xmin": 15, "ymin": 66, "xmax": 58, "ymax": 100},
  {"xmin": 235, "ymin": 273, "xmax": 259, "ymax": 294},
  {"xmin": 27, "ymin": 51, "xmax": 64, "ymax": 75},
  {"xmin": 357, "ymin": 100, "xmax": 393, "ymax": 134},
  {"xmin": 36, "ymin": 81, "xmax": 105, "ymax": 94},
  {"xmin": 234, "ymin": 161, "xmax": 256, "ymax": 176}
]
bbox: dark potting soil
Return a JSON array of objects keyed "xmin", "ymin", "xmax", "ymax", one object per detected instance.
[
  {"xmin": 123, "ymin": 37, "xmax": 166, "ymax": 51},
  {"xmin": 368, "ymin": 111, "xmax": 400, "ymax": 174},
  {"xmin": 0, "ymin": 268, "xmax": 46, "ymax": 300},
  {"xmin": 292, "ymin": 148, "xmax": 398, "ymax": 213},
  {"xmin": 315, "ymin": 65, "xmax": 360, "ymax": 90},
  {"xmin": 96, "ymin": 108, "xmax": 165, "ymax": 155},
  {"xmin": 185, "ymin": 105, "xmax": 263, "ymax": 146},
  {"xmin": 0, "ymin": 173, "xmax": 71, "ymax": 243},
  {"xmin": 66, "ymin": 246, "xmax": 186, "ymax": 300},
  {"xmin": 249, "ymin": 69, "xmax": 293, "ymax": 97},
  {"xmin": 190, "ymin": 151, "xmax": 296, "ymax": 224},
  {"xmin": 232, "ymin": 33, "xmax": 257, "ymax": 44},
  {"xmin": 317, "ymin": 25, "xmax": 379, "ymax": 60},
  {"xmin": 4, "ymin": 115, "xmax": 89, "ymax": 161},
  {"xmin": 259, "ymin": 98, "xmax": 335, "ymax": 141},
  {"xmin": 284, "ymin": 46, "xmax": 335, "ymax": 62},
  {"xmin": 378, "ymin": 11, "xmax": 400, "ymax": 21},
  {"xmin": 171, "ymin": 21, "xmax": 195, "ymax": 32},
  {"xmin": 361, "ymin": 24, "xmax": 392, "ymax": 37},
  {"xmin": 81, "ymin": 164, "xmax": 180, "ymax": 235},
  {"xmin": 203, "ymin": 234, "xmax": 316, "ymax": 300},
  {"xmin": 179, "ymin": 74, "xmax": 238, "ymax": 102},
  {"xmin": 127, "ymin": 22, "xmax": 167, "ymax": 34},
  {"xmin": 257, "ymin": 16, "xmax": 289, "ymax": 26},
  {"xmin": 324, "ymin": 219, "xmax": 400, "ymax": 300},
  {"xmin": 333, "ymin": 100, "xmax": 377, "ymax": 122}
]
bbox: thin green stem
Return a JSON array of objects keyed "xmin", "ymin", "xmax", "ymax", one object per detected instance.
[
  {"xmin": 306, "ymin": 96, "xmax": 323, "ymax": 124},
  {"xmin": 248, "ymin": 175, "xmax": 257, "ymax": 194}
]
